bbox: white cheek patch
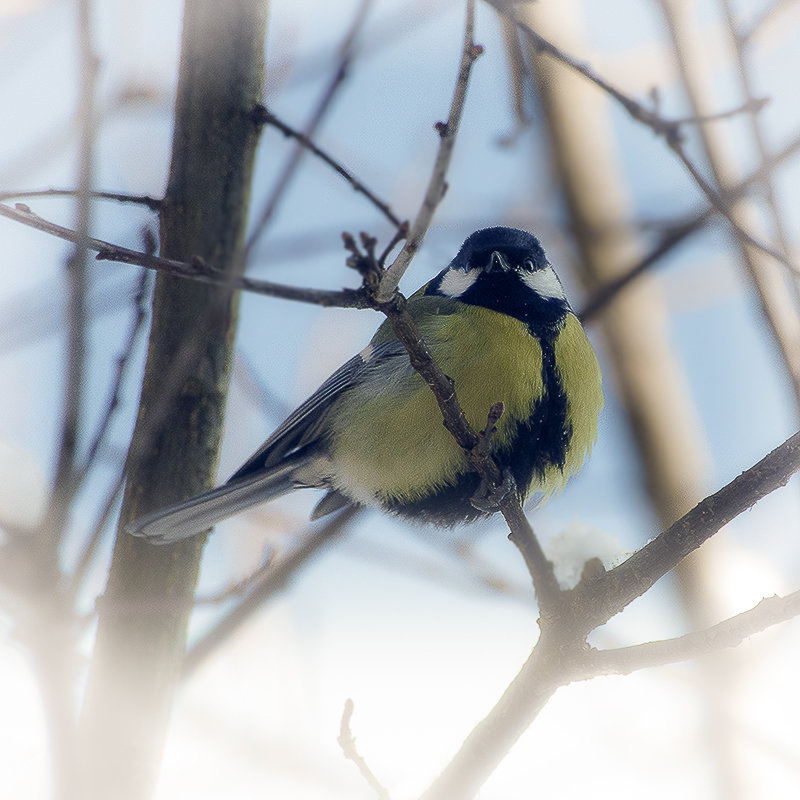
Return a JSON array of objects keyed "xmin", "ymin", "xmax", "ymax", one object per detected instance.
[
  {"xmin": 438, "ymin": 267, "xmax": 479, "ymax": 297},
  {"xmin": 522, "ymin": 266, "xmax": 566, "ymax": 301}
]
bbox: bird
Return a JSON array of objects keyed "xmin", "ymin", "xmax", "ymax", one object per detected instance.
[{"xmin": 128, "ymin": 226, "xmax": 603, "ymax": 544}]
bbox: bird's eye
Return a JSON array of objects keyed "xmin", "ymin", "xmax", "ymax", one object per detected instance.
[{"xmin": 523, "ymin": 258, "xmax": 536, "ymax": 271}]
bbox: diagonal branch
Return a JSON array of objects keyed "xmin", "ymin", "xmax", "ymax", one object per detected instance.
[
  {"xmin": 422, "ymin": 431, "xmax": 800, "ymax": 799},
  {"xmin": 572, "ymin": 430, "xmax": 800, "ymax": 632},
  {"xmin": 244, "ymin": 0, "xmax": 374, "ymax": 254},
  {"xmin": 251, "ymin": 106, "xmax": 402, "ymax": 227},
  {"xmin": 345, "ymin": 230, "xmax": 562, "ymax": 612},
  {"xmin": 579, "ymin": 129, "xmax": 800, "ymax": 321},
  {"xmin": 573, "ymin": 589, "xmax": 800, "ymax": 680},
  {"xmin": 485, "ymin": 0, "xmax": 800, "ymax": 277},
  {"xmin": 0, "ymin": 201, "xmax": 369, "ymax": 309},
  {"xmin": 377, "ymin": 0, "xmax": 483, "ymax": 301}
]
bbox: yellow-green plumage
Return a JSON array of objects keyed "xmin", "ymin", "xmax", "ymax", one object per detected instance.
[
  {"xmin": 550, "ymin": 312, "xmax": 603, "ymax": 492},
  {"xmin": 126, "ymin": 226, "xmax": 604, "ymax": 543},
  {"xmin": 326, "ymin": 297, "xmax": 602, "ymax": 515}
]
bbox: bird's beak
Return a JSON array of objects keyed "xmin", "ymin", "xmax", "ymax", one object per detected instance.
[{"xmin": 488, "ymin": 251, "xmax": 511, "ymax": 273}]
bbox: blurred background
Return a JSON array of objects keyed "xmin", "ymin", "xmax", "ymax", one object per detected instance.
[{"xmin": 2, "ymin": 0, "xmax": 800, "ymax": 797}]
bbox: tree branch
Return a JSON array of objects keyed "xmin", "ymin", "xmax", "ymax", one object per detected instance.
[
  {"xmin": 182, "ymin": 506, "xmax": 361, "ymax": 678},
  {"xmin": 377, "ymin": 0, "xmax": 483, "ymax": 301},
  {"xmin": 574, "ymin": 589, "xmax": 800, "ymax": 679},
  {"xmin": 244, "ymin": 0, "xmax": 374, "ymax": 254},
  {"xmin": 571, "ymin": 430, "xmax": 800, "ymax": 632},
  {"xmin": 0, "ymin": 187, "xmax": 162, "ymax": 210},
  {"xmin": 0, "ymin": 201, "xmax": 370, "ymax": 309},
  {"xmin": 579, "ymin": 129, "xmax": 800, "ymax": 321},
  {"xmin": 252, "ymin": 105, "xmax": 402, "ymax": 227},
  {"xmin": 486, "ymin": 0, "xmax": 800, "ymax": 277}
]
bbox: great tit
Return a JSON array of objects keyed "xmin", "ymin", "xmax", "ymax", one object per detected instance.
[{"xmin": 129, "ymin": 227, "xmax": 603, "ymax": 543}]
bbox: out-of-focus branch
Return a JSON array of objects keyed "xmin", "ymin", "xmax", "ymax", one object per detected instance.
[
  {"xmin": 579, "ymin": 130, "xmax": 800, "ymax": 321},
  {"xmin": 741, "ymin": 0, "xmax": 799, "ymax": 42},
  {"xmin": 659, "ymin": 0, "xmax": 800, "ymax": 409},
  {"xmin": 69, "ymin": 269, "xmax": 152, "ymax": 597},
  {"xmin": 182, "ymin": 506, "xmax": 361, "ymax": 677},
  {"xmin": 575, "ymin": 589, "xmax": 800, "ymax": 679},
  {"xmin": 0, "ymin": 187, "xmax": 162, "ymax": 210},
  {"xmin": 485, "ymin": 0, "xmax": 800, "ymax": 277},
  {"xmin": 40, "ymin": 0, "xmax": 99, "ymax": 552},
  {"xmin": 25, "ymin": 5, "xmax": 99, "ymax": 797},
  {"xmin": 245, "ymin": 0, "xmax": 374, "ymax": 255}
]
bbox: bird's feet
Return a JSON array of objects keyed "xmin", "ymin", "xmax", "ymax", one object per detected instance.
[{"xmin": 470, "ymin": 469, "xmax": 517, "ymax": 514}]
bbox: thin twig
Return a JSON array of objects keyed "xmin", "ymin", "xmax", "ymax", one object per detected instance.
[
  {"xmin": 41, "ymin": 2, "xmax": 99, "ymax": 550},
  {"xmin": 68, "ymin": 270, "xmax": 152, "ymax": 597},
  {"xmin": 77, "ymin": 268, "xmax": 151, "ymax": 484},
  {"xmin": 488, "ymin": 0, "xmax": 800, "ymax": 277},
  {"xmin": 338, "ymin": 699, "xmax": 392, "ymax": 800},
  {"xmin": 245, "ymin": 0, "xmax": 374, "ymax": 255},
  {"xmin": 182, "ymin": 506, "xmax": 361, "ymax": 678},
  {"xmin": 669, "ymin": 95, "xmax": 770, "ymax": 126},
  {"xmin": 193, "ymin": 550, "xmax": 277, "ymax": 605},
  {"xmin": 30, "ymin": 4, "xmax": 97, "ymax": 794},
  {"xmin": 579, "ymin": 130, "xmax": 800, "ymax": 321},
  {"xmin": 377, "ymin": 0, "xmax": 483, "ymax": 301},
  {"xmin": 68, "ymin": 466, "xmax": 125, "ymax": 601},
  {"xmin": 0, "ymin": 187, "xmax": 161, "ymax": 210},
  {"xmin": 722, "ymin": 0, "xmax": 800, "ymax": 301},
  {"xmin": 252, "ymin": 106, "xmax": 402, "ymax": 228},
  {"xmin": 573, "ymin": 589, "xmax": 800, "ymax": 679},
  {"xmin": 0, "ymin": 202, "xmax": 370, "ymax": 309}
]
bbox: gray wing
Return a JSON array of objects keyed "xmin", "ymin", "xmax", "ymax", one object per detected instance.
[{"xmin": 229, "ymin": 340, "xmax": 405, "ymax": 481}]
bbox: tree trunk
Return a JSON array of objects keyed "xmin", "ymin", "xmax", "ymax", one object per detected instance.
[{"xmin": 77, "ymin": 3, "xmax": 268, "ymax": 798}]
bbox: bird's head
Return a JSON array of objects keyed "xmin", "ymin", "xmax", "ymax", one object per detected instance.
[{"xmin": 425, "ymin": 227, "xmax": 570, "ymax": 334}]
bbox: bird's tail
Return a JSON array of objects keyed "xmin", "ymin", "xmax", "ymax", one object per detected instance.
[{"xmin": 126, "ymin": 461, "xmax": 300, "ymax": 544}]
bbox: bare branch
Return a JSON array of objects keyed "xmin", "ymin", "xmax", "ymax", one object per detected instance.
[
  {"xmin": 572, "ymin": 430, "xmax": 800, "ymax": 632},
  {"xmin": 377, "ymin": 0, "xmax": 483, "ymax": 301},
  {"xmin": 245, "ymin": 0, "xmax": 374, "ymax": 254},
  {"xmin": 252, "ymin": 105, "xmax": 402, "ymax": 228},
  {"xmin": 182, "ymin": 506, "xmax": 362, "ymax": 678},
  {"xmin": 39, "ymin": 0, "xmax": 99, "ymax": 552},
  {"xmin": 193, "ymin": 549, "xmax": 277, "ymax": 605},
  {"xmin": 421, "ymin": 432, "xmax": 800, "ymax": 798},
  {"xmin": 0, "ymin": 202, "xmax": 369, "ymax": 309},
  {"xmin": 574, "ymin": 589, "xmax": 800, "ymax": 679},
  {"xmin": 69, "ymin": 269, "xmax": 152, "ymax": 598},
  {"xmin": 487, "ymin": 0, "xmax": 800, "ymax": 277},
  {"xmin": 77, "ymin": 265, "xmax": 150, "ymax": 484},
  {"xmin": 740, "ymin": 0, "xmax": 800, "ymax": 43},
  {"xmin": 668, "ymin": 95, "xmax": 770, "ymax": 126},
  {"xmin": 0, "ymin": 187, "xmax": 162, "ymax": 210},
  {"xmin": 338, "ymin": 699, "xmax": 392, "ymax": 800},
  {"xmin": 579, "ymin": 129, "xmax": 800, "ymax": 320}
]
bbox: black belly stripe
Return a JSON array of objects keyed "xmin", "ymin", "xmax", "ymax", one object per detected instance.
[
  {"xmin": 500, "ymin": 334, "xmax": 571, "ymax": 494},
  {"xmin": 382, "ymin": 332, "xmax": 572, "ymax": 525}
]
